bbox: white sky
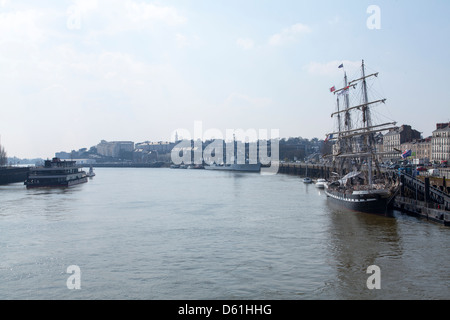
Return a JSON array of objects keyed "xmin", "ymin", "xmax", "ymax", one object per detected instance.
[{"xmin": 1, "ymin": 0, "xmax": 449, "ymax": 158}]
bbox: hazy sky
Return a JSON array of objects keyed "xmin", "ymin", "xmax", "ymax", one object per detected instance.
[{"xmin": 1, "ymin": 0, "xmax": 449, "ymax": 158}]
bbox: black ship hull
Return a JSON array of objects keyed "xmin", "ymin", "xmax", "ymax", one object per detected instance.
[
  {"xmin": 325, "ymin": 189, "xmax": 391, "ymax": 216},
  {"xmin": 25, "ymin": 176, "xmax": 88, "ymax": 189},
  {"xmin": 0, "ymin": 167, "xmax": 30, "ymax": 185}
]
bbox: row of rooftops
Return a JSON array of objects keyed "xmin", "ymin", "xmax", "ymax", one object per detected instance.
[
  {"xmin": 435, "ymin": 122, "xmax": 450, "ymax": 132},
  {"xmin": 384, "ymin": 123, "xmax": 450, "ymax": 138}
]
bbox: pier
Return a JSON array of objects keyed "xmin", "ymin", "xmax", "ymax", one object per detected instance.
[
  {"xmin": 278, "ymin": 162, "xmax": 335, "ymax": 179},
  {"xmin": 392, "ymin": 196, "xmax": 450, "ymax": 226},
  {"xmin": 393, "ymin": 173, "xmax": 450, "ymax": 225},
  {"xmin": 88, "ymin": 162, "xmax": 168, "ymax": 168}
]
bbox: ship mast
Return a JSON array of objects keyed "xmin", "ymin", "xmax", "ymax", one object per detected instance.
[
  {"xmin": 361, "ymin": 60, "xmax": 374, "ymax": 186},
  {"xmin": 336, "ymin": 69, "xmax": 353, "ymax": 174},
  {"xmin": 343, "ymin": 72, "xmax": 352, "ymax": 165},
  {"xmin": 343, "ymin": 72, "xmax": 351, "ymax": 133},
  {"xmin": 336, "ymin": 96, "xmax": 341, "ymax": 137}
]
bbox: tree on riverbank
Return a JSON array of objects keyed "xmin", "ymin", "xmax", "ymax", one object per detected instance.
[{"xmin": 0, "ymin": 143, "xmax": 7, "ymax": 166}]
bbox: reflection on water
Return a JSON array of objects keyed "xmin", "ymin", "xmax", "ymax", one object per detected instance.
[
  {"xmin": 325, "ymin": 203, "xmax": 403, "ymax": 299},
  {"xmin": 1, "ymin": 183, "xmax": 84, "ymax": 221}
]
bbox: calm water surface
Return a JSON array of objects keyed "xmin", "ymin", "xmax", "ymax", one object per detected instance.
[{"xmin": 0, "ymin": 168, "xmax": 449, "ymax": 299}]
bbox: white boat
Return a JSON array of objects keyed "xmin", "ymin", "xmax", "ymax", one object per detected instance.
[
  {"xmin": 303, "ymin": 164, "xmax": 312, "ymax": 183},
  {"xmin": 315, "ymin": 178, "xmax": 327, "ymax": 188},
  {"xmin": 87, "ymin": 165, "xmax": 95, "ymax": 178}
]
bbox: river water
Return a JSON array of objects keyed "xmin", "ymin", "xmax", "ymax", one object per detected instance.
[{"xmin": 0, "ymin": 168, "xmax": 449, "ymax": 300}]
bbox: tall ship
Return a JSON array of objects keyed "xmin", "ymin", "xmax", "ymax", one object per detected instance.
[
  {"xmin": 24, "ymin": 157, "xmax": 88, "ymax": 188},
  {"xmin": 324, "ymin": 60, "xmax": 399, "ymax": 215}
]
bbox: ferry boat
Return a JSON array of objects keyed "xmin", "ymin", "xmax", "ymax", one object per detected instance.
[
  {"xmin": 324, "ymin": 60, "xmax": 399, "ymax": 216},
  {"xmin": 24, "ymin": 157, "xmax": 88, "ymax": 188}
]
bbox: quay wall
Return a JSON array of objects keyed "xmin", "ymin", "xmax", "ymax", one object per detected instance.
[
  {"xmin": 88, "ymin": 162, "xmax": 168, "ymax": 168},
  {"xmin": 438, "ymin": 168, "xmax": 450, "ymax": 179},
  {"xmin": 392, "ymin": 196, "xmax": 450, "ymax": 226},
  {"xmin": 417, "ymin": 175, "xmax": 450, "ymax": 194},
  {"xmin": 278, "ymin": 163, "xmax": 335, "ymax": 179}
]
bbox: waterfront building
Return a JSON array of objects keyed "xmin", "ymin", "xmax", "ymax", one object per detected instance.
[
  {"xmin": 400, "ymin": 138, "xmax": 432, "ymax": 164},
  {"xmin": 55, "ymin": 151, "xmax": 72, "ymax": 160},
  {"xmin": 135, "ymin": 141, "xmax": 175, "ymax": 154},
  {"xmin": 373, "ymin": 133, "xmax": 384, "ymax": 163},
  {"xmin": 96, "ymin": 140, "xmax": 135, "ymax": 158},
  {"xmin": 432, "ymin": 123, "xmax": 450, "ymax": 163},
  {"xmin": 133, "ymin": 149, "xmax": 158, "ymax": 163},
  {"xmin": 416, "ymin": 137, "xmax": 432, "ymax": 163},
  {"xmin": 382, "ymin": 125, "xmax": 421, "ymax": 162}
]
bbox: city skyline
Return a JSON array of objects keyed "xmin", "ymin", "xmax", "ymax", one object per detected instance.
[{"xmin": 1, "ymin": 0, "xmax": 450, "ymax": 158}]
